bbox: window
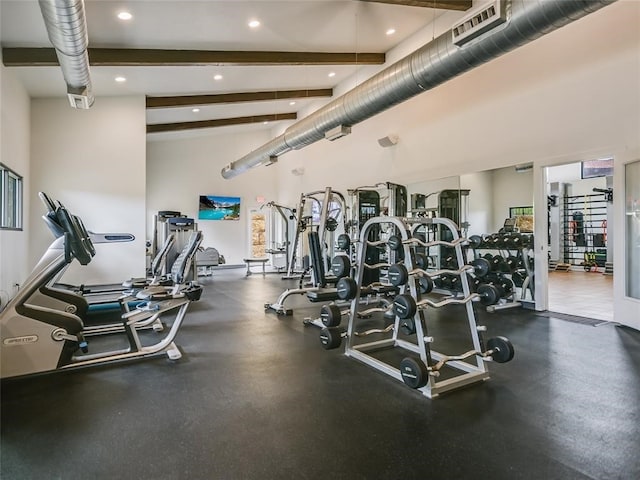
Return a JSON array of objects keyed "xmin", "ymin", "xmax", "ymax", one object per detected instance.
[
  {"xmin": 509, "ymin": 206, "xmax": 534, "ymax": 233},
  {"xmin": 626, "ymin": 160, "xmax": 640, "ymax": 299},
  {"xmin": 0, "ymin": 163, "xmax": 23, "ymax": 230}
]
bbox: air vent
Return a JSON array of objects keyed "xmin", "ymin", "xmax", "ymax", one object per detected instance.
[
  {"xmin": 452, "ymin": 0, "xmax": 507, "ymax": 47},
  {"xmin": 67, "ymin": 93, "xmax": 93, "ymax": 110}
]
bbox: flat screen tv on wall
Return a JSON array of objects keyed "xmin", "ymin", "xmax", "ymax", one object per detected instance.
[
  {"xmin": 581, "ymin": 157, "xmax": 614, "ymax": 179},
  {"xmin": 198, "ymin": 195, "xmax": 241, "ymax": 220}
]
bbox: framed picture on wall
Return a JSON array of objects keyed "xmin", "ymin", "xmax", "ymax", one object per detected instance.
[{"xmin": 198, "ymin": 195, "xmax": 241, "ymax": 220}]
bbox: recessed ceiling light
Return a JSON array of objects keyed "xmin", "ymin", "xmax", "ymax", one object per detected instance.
[
  {"xmin": 192, "ymin": 108, "xmax": 200, "ymax": 113},
  {"xmin": 213, "ymin": 74, "xmax": 223, "ymax": 81},
  {"xmin": 263, "ymin": 121, "xmax": 269, "ymax": 125},
  {"xmin": 328, "ymin": 72, "xmax": 336, "ymax": 78},
  {"xmin": 115, "ymin": 76, "xmax": 126, "ymax": 83},
  {"xmin": 289, "ymin": 101, "xmax": 296, "ymax": 106},
  {"xmin": 248, "ymin": 20, "xmax": 260, "ymax": 28},
  {"xmin": 386, "ymin": 28, "xmax": 396, "ymax": 35},
  {"xmin": 117, "ymin": 11, "xmax": 132, "ymax": 21}
]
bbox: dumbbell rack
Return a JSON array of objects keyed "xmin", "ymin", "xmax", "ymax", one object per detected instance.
[
  {"xmin": 469, "ymin": 233, "xmax": 535, "ymax": 310},
  {"xmin": 343, "ymin": 216, "xmax": 492, "ymax": 399}
]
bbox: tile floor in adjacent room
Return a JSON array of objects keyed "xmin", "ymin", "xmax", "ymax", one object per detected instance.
[{"xmin": 548, "ymin": 269, "xmax": 614, "ymax": 322}]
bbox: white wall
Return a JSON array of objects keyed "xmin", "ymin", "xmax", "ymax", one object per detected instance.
[
  {"xmin": 407, "ymin": 176, "xmax": 460, "ymax": 210},
  {"xmin": 260, "ymin": 1, "xmax": 639, "ymax": 327},
  {"xmin": 460, "ymin": 170, "xmax": 493, "ymax": 236},
  {"xmin": 30, "ymin": 96, "xmax": 147, "ymax": 285},
  {"xmin": 266, "ymin": 1, "xmax": 638, "ymax": 205},
  {"xmin": 146, "ymin": 130, "xmax": 279, "ymax": 266},
  {"xmin": 490, "ymin": 167, "xmax": 534, "ymax": 232},
  {"xmin": 547, "ymin": 162, "xmax": 607, "ymax": 196},
  {"xmin": 0, "ymin": 58, "xmax": 31, "ymax": 306}
]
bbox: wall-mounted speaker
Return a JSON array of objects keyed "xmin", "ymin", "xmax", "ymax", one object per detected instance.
[{"xmin": 378, "ymin": 134, "xmax": 399, "ymax": 148}]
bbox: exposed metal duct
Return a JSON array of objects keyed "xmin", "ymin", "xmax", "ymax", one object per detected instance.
[
  {"xmin": 38, "ymin": 0, "xmax": 94, "ymax": 109},
  {"xmin": 222, "ymin": 0, "xmax": 617, "ymax": 179}
]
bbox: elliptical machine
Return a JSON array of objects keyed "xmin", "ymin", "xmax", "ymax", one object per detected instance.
[{"xmin": 1, "ymin": 204, "xmax": 194, "ymax": 379}]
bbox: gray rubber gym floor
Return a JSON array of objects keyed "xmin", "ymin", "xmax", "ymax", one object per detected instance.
[{"xmin": 2, "ymin": 270, "xmax": 639, "ymax": 480}]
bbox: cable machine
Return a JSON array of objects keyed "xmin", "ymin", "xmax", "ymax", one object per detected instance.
[{"xmin": 284, "ymin": 188, "xmax": 347, "ymax": 280}]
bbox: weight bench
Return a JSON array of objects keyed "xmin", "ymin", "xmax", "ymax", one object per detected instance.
[{"xmin": 243, "ymin": 257, "xmax": 268, "ymax": 277}]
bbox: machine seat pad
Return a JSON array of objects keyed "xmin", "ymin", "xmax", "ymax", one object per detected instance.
[{"xmin": 306, "ymin": 288, "xmax": 339, "ymax": 302}]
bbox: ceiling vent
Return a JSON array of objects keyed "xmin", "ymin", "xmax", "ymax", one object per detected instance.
[
  {"xmin": 452, "ymin": 0, "xmax": 507, "ymax": 47},
  {"xmin": 68, "ymin": 89, "xmax": 92, "ymax": 109},
  {"xmin": 324, "ymin": 125, "xmax": 351, "ymax": 141}
]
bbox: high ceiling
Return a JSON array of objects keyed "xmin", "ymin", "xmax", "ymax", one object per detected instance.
[{"xmin": 0, "ymin": 0, "xmax": 472, "ymax": 139}]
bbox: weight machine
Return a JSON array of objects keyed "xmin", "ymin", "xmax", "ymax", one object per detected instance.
[
  {"xmin": 260, "ymin": 201, "xmax": 295, "ymax": 273},
  {"xmin": 284, "ymin": 187, "xmax": 346, "ymax": 280},
  {"xmin": 345, "ymin": 182, "xmax": 408, "ymax": 285},
  {"xmin": 152, "ymin": 211, "xmax": 198, "ymax": 280}
]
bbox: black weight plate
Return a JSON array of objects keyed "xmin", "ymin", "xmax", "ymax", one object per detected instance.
[
  {"xmin": 325, "ymin": 217, "xmax": 338, "ymax": 232},
  {"xmin": 466, "ymin": 273, "xmax": 479, "ymax": 293},
  {"xmin": 399, "ymin": 357, "xmax": 429, "ymax": 389},
  {"xmin": 337, "ymin": 233, "xmax": 350, "ymax": 251},
  {"xmin": 497, "ymin": 275, "xmax": 513, "ymax": 294},
  {"xmin": 512, "ymin": 271, "xmax": 525, "ymax": 287},
  {"xmin": 320, "ymin": 304, "xmax": 342, "ymax": 327},
  {"xmin": 506, "ymin": 256, "xmax": 519, "ymax": 272},
  {"xmin": 433, "ymin": 276, "xmax": 443, "ymax": 289},
  {"xmin": 414, "ymin": 253, "xmax": 428, "ymax": 270},
  {"xmin": 483, "ymin": 253, "xmax": 493, "ymax": 261},
  {"xmin": 440, "ymin": 273, "xmax": 454, "ymax": 290},
  {"xmin": 471, "ymin": 258, "xmax": 490, "ymax": 277},
  {"xmin": 442, "ymin": 256, "xmax": 457, "ymax": 270},
  {"xmin": 477, "ymin": 283, "xmax": 499, "ymax": 306},
  {"xmin": 393, "ymin": 294, "xmax": 417, "ymax": 319},
  {"xmin": 487, "ymin": 336, "xmax": 515, "ymax": 363},
  {"xmin": 468, "ymin": 235, "xmax": 483, "ymax": 249},
  {"xmin": 510, "ymin": 233, "xmax": 522, "ymax": 248},
  {"xmin": 388, "ymin": 263, "xmax": 409, "ymax": 287},
  {"xmin": 387, "ymin": 235, "xmax": 403, "ymax": 251},
  {"xmin": 490, "ymin": 255, "xmax": 504, "ymax": 272},
  {"xmin": 331, "ymin": 255, "xmax": 351, "ymax": 278},
  {"xmin": 319, "ymin": 327, "xmax": 343, "ymax": 350},
  {"xmin": 418, "ymin": 276, "xmax": 434, "ymax": 294},
  {"xmin": 336, "ymin": 277, "xmax": 357, "ymax": 300},
  {"xmin": 400, "ymin": 317, "xmax": 416, "ymax": 335}
]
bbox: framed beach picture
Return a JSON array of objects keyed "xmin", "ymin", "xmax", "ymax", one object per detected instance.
[{"xmin": 199, "ymin": 195, "xmax": 241, "ymax": 220}]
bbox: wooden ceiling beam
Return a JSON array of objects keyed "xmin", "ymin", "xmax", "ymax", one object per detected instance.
[
  {"xmin": 358, "ymin": 0, "xmax": 471, "ymax": 10},
  {"xmin": 146, "ymin": 88, "xmax": 333, "ymax": 109},
  {"xmin": 146, "ymin": 113, "xmax": 297, "ymax": 134},
  {"xmin": 2, "ymin": 48, "xmax": 384, "ymax": 67}
]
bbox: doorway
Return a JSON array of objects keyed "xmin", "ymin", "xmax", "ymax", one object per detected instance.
[
  {"xmin": 249, "ymin": 209, "xmax": 267, "ymax": 258},
  {"xmin": 545, "ymin": 159, "xmax": 614, "ymax": 321}
]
